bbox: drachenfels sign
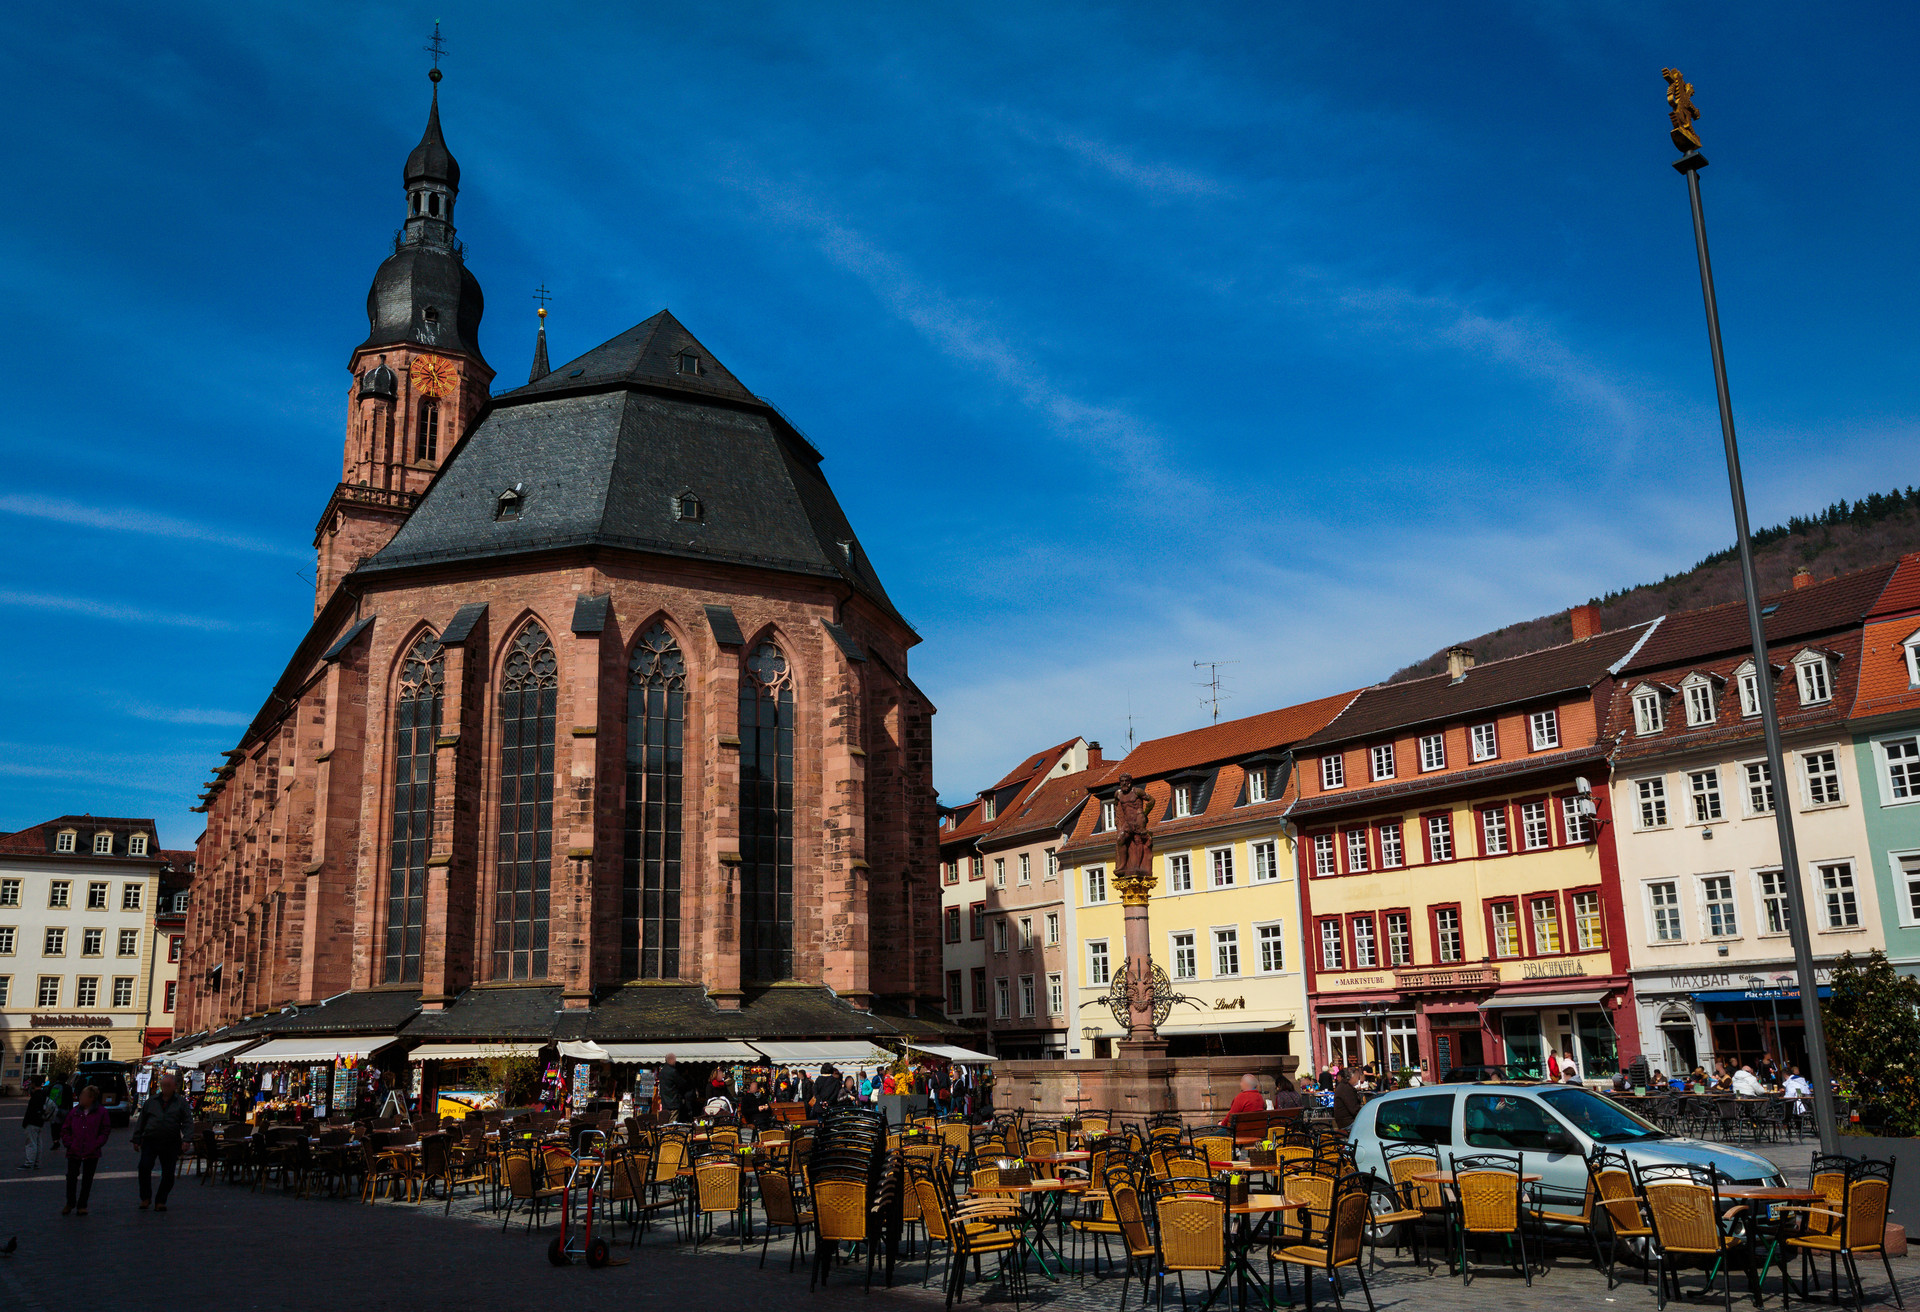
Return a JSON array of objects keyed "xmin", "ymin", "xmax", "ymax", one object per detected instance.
[{"xmin": 31, "ymin": 1014, "xmax": 112, "ymax": 1028}]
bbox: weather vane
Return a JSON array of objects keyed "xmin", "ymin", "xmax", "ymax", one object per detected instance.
[
  {"xmin": 425, "ymin": 20, "xmax": 448, "ymax": 83},
  {"xmin": 1662, "ymin": 67, "xmax": 1701, "ymax": 153}
]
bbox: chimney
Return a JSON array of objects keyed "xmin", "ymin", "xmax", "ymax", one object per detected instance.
[
  {"xmin": 1792, "ymin": 568, "xmax": 1813, "ymax": 590},
  {"xmin": 1446, "ymin": 646, "xmax": 1476, "ymax": 682},
  {"xmin": 1570, "ymin": 602, "xmax": 1601, "ymax": 642}
]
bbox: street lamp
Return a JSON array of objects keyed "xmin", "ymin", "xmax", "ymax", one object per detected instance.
[{"xmin": 1660, "ymin": 68, "xmax": 1840, "ymax": 1154}]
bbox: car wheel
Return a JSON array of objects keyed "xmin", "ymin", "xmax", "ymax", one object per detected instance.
[{"xmin": 1364, "ymin": 1178, "xmax": 1405, "ymax": 1247}]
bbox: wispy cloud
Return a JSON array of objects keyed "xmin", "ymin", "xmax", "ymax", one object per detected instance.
[
  {"xmin": 993, "ymin": 112, "xmax": 1231, "ymax": 201},
  {"xmin": 0, "ymin": 590, "xmax": 250, "ymax": 632},
  {"xmin": 0, "ymin": 758, "xmax": 193, "ymax": 797},
  {"xmin": 114, "ymin": 700, "xmax": 251, "ymax": 727},
  {"xmin": 0, "ymin": 494, "xmax": 303, "ymax": 558}
]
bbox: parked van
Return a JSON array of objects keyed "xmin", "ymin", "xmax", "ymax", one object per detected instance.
[{"xmin": 1348, "ymin": 1083, "xmax": 1782, "ymax": 1206}]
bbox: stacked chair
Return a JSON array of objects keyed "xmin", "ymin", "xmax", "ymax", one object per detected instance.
[{"xmin": 807, "ymin": 1106, "xmax": 891, "ymax": 1292}]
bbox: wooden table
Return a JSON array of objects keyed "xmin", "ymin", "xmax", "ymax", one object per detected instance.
[
  {"xmin": 1211, "ymin": 1159, "xmax": 1282, "ymax": 1174},
  {"xmin": 1719, "ymin": 1185, "xmax": 1822, "ymax": 1203},
  {"xmin": 1411, "ymin": 1170, "xmax": 1541, "ymax": 1184}
]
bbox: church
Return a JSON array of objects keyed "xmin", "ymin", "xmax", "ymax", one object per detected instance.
[{"xmin": 178, "ymin": 70, "xmax": 949, "ymax": 1062}]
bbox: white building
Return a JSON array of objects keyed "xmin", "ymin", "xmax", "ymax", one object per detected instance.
[{"xmin": 0, "ymin": 815, "xmax": 166, "ymax": 1088}]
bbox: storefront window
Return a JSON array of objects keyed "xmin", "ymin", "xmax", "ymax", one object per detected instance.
[
  {"xmin": 1322, "ymin": 1020, "xmax": 1363, "ymax": 1069},
  {"xmin": 1575, "ymin": 1011, "xmax": 1619, "ymax": 1078}
]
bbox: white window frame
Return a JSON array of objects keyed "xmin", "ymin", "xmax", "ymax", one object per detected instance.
[
  {"xmin": 1019, "ymin": 975, "xmax": 1035, "ymax": 1018},
  {"xmin": 1635, "ymin": 775, "xmax": 1670, "ymax": 829},
  {"xmin": 1045, "ymin": 911, "xmax": 1059, "ymax": 945},
  {"xmin": 1209, "ymin": 846, "xmax": 1236, "ymax": 888},
  {"xmin": 1370, "ymin": 743, "xmax": 1395, "ymax": 781},
  {"xmin": 80, "ymin": 927, "xmax": 102, "ymax": 957},
  {"xmin": 1319, "ymin": 919, "xmax": 1344, "ymax": 970},
  {"xmin": 1480, "ymin": 806, "xmax": 1510, "ymax": 856},
  {"xmin": 1255, "ymin": 920, "xmax": 1285, "ymax": 974},
  {"xmin": 1689, "ymin": 767, "xmax": 1724, "ymax": 824},
  {"xmin": 128, "ymin": 833, "xmax": 149, "ymax": 857},
  {"xmin": 1734, "ymin": 661, "xmax": 1763, "ymax": 717},
  {"xmin": 1379, "ymin": 821, "xmax": 1404, "ymax": 868},
  {"xmin": 1018, "ymin": 853, "xmax": 1031, "ymax": 884},
  {"xmin": 1646, "ymin": 880, "xmax": 1685, "ymax": 943},
  {"xmin": 1489, "ymin": 902, "xmax": 1520, "ymax": 958},
  {"xmin": 1794, "ymin": 652, "xmax": 1833, "ymax": 706},
  {"xmin": 1100, "ymin": 800, "xmax": 1116, "ymax": 831},
  {"xmin": 1682, "ymin": 674, "xmax": 1718, "ymax": 726},
  {"xmin": 994, "ymin": 858, "xmax": 1006, "ymax": 888},
  {"xmin": 1561, "ymin": 795, "xmax": 1595, "ymax": 844},
  {"xmin": 92, "ymin": 832, "xmax": 113, "ymax": 855},
  {"xmin": 1571, "ymin": 890, "xmax": 1604, "ymax": 951},
  {"xmin": 1741, "ymin": 758, "xmax": 1775, "ymax": 816},
  {"xmin": 1250, "ymin": 839, "xmax": 1278, "ymax": 883},
  {"xmin": 1344, "ymin": 829, "xmax": 1370, "ymax": 873},
  {"xmin": 1045, "ymin": 848, "xmax": 1057, "ymax": 880},
  {"xmin": 992, "ymin": 918, "xmax": 1008, "ymax": 953},
  {"xmin": 1170, "ymin": 930, "xmax": 1198, "ymax": 980},
  {"xmin": 1633, "ymin": 686, "xmax": 1664, "ymax": 736},
  {"xmin": 1434, "ymin": 906, "xmax": 1463, "ymax": 962},
  {"xmin": 54, "ymin": 830, "xmax": 76, "ymax": 854},
  {"xmin": 1166, "ymin": 852, "xmax": 1193, "ymax": 894},
  {"xmin": 44, "ymin": 927, "xmax": 65, "ymax": 956},
  {"xmin": 1017, "ymin": 916, "xmax": 1033, "ymax": 950},
  {"xmin": 1047, "ymin": 973, "xmax": 1063, "ymax": 1015},
  {"xmin": 1312, "ymin": 833, "xmax": 1337, "ymax": 876},
  {"xmin": 0, "ymin": 879, "xmax": 16, "ymax": 908},
  {"xmin": 1213, "ymin": 925, "xmax": 1241, "ymax": 978},
  {"xmin": 37, "ymin": 976, "xmax": 59, "ymax": 1007},
  {"xmin": 112, "ymin": 977, "xmax": 135, "ymax": 1007},
  {"xmin": 1419, "ymin": 733, "xmax": 1445, "ymax": 772},
  {"xmin": 1246, "ymin": 768, "xmax": 1269, "ymax": 804},
  {"xmin": 1471, "ymin": 722, "xmax": 1499, "ymax": 762},
  {"xmin": 1874, "ymin": 732, "xmax": 1920, "ymax": 806},
  {"xmin": 122, "ymin": 883, "xmax": 142, "ymax": 911},
  {"xmin": 1426, "ymin": 814, "xmax": 1454, "ymax": 862},
  {"xmin": 1350, "ymin": 914, "xmax": 1377, "ymax": 968},
  {"xmin": 1086, "ymin": 939, "xmax": 1111, "ymax": 986},
  {"xmin": 1172, "ymin": 784, "xmax": 1192, "ymax": 818},
  {"xmin": 1085, "ymin": 866, "xmax": 1107, "ymax": 905},
  {"xmin": 1384, "ymin": 910, "xmax": 1412, "ymax": 966},
  {"xmin": 1519, "ymin": 800, "xmax": 1551, "ymax": 850},
  {"xmin": 1815, "ymin": 860, "xmax": 1861, "ymax": 930},
  {"xmin": 1700, "ymin": 873, "xmax": 1740, "ymax": 939},
  {"xmin": 1529, "ymin": 708, "xmax": 1561, "ymax": 750},
  {"xmin": 0, "ymin": 926, "xmax": 14, "ymax": 955},
  {"xmin": 1321, "ymin": 755, "xmax": 1345, "ymax": 790},
  {"xmin": 994, "ymin": 978, "xmax": 1010, "ymax": 1019},
  {"xmin": 1754, "ymin": 867, "xmax": 1792, "ymax": 937},
  {"xmin": 1888, "ymin": 848, "xmax": 1920, "ymax": 928},
  {"xmin": 1801, "ymin": 748, "xmax": 1845, "ymax": 808}
]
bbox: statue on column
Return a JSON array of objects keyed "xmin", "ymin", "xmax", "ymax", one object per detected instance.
[{"xmin": 1112, "ymin": 774, "xmax": 1154, "ymax": 879}]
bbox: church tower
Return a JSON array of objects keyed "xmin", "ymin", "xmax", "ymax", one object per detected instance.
[{"xmin": 314, "ymin": 68, "xmax": 494, "ymax": 611}]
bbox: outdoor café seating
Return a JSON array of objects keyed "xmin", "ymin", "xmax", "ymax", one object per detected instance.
[
  {"xmin": 1635, "ymin": 1161, "xmax": 1757, "ymax": 1312},
  {"xmin": 1447, "ymin": 1152, "xmax": 1535, "ymax": 1286},
  {"xmin": 1783, "ymin": 1156, "xmax": 1902, "ymax": 1310},
  {"xmin": 1589, "ymin": 1149, "xmax": 1654, "ymax": 1289},
  {"xmin": 1269, "ymin": 1170, "xmax": 1375, "ymax": 1312}
]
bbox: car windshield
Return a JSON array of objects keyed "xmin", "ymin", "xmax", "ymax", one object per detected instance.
[{"xmin": 1538, "ymin": 1087, "xmax": 1665, "ymax": 1143}]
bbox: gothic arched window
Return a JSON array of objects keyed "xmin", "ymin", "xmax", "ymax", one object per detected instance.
[
  {"xmin": 623, "ymin": 623, "xmax": 686, "ymax": 979},
  {"xmin": 739, "ymin": 640, "xmax": 795, "ymax": 982},
  {"xmin": 494, "ymin": 622, "xmax": 557, "ymax": 981},
  {"xmin": 385, "ymin": 633, "xmax": 443, "ymax": 984}
]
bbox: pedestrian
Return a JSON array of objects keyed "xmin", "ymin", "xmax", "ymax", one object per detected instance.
[
  {"xmin": 129, "ymin": 1071, "xmax": 193, "ymax": 1212},
  {"xmin": 1559, "ymin": 1049, "xmax": 1580, "ymax": 1084},
  {"xmin": 18, "ymin": 1075, "xmax": 50, "ymax": 1170},
  {"xmin": 657, "ymin": 1053, "xmax": 686, "ymax": 1122},
  {"xmin": 1331, "ymin": 1065, "xmax": 1365, "ymax": 1131},
  {"xmin": 60, "ymin": 1085, "xmax": 111, "ymax": 1216}
]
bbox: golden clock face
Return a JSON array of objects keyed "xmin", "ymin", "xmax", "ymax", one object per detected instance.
[{"xmin": 410, "ymin": 357, "xmax": 456, "ymax": 398}]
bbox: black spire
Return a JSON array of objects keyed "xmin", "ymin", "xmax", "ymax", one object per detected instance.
[
  {"xmin": 401, "ymin": 71, "xmax": 460, "ymax": 251},
  {"xmin": 530, "ymin": 306, "xmax": 551, "ymax": 383}
]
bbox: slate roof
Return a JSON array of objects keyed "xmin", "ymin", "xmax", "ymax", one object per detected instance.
[
  {"xmin": 1296, "ymin": 625, "xmax": 1654, "ymax": 750},
  {"xmin": 0, "ymin": 815, "xmax": 164, "ymax": 859},
  {"xmin": 271, "ymin": 989, "xmax": 422, "ymax": 1036},
  {"xmin": 1620, "ymin": 563, "xmax": 1896, "ymax": 673},
  {"xmin": 361, "ymin": 311, "xmax": 906, "ymax": 630}
]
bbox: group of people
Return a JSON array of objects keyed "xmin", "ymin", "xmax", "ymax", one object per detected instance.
[
  {"xmin": 1648, "ymin": 1053, "xmax": 1814, "ymax": 1102},
  {"xmin": 17, "ymin": 1071, "xmax": 195, "ymax": 1215},
  {"xmin": 650, "ymin": 1054, "xmax": 985, "ymax": 1126}
]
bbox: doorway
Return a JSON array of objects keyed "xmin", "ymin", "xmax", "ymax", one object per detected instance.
[{"xmin": 1503, "ymin": 1012, "xmax": 1544, "ymax": 1077}]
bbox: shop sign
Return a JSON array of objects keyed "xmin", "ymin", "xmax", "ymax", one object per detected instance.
[
  {"xmin": 1324, "ymin": 974, "xmax": 1390, "ymax": 990},
  {"xmin": 31, "ymin": 1014, "xmax": 110, "ymax": 1028},
  {"xmin": 1518, "ymin": 956, "xmax": 1601, "ymax": 980},
  {"xmin": 1393, "ymin": 965, "xmax": 1494, "ymax": 991}
]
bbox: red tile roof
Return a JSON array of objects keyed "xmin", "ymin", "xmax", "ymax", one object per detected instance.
[
  {"xmin": 1099, "ymin": 690, "xmax": 1360, "ymax": 781},
  {"xmin": 980, "ymin": 772, "xmax": 1095, "ymax": 849},
  {"xmin": 1866, "ymin": 553, "xmax": 1920, "ymax": 621},
  {"xmin": 940, "ymin": 739, "xmax": 1091, "ymax": 848},
  {"xmin": 1621, "ymin": 562, "xmax": 1896, "ymax": 672}
]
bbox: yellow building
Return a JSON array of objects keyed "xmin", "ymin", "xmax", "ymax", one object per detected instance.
[
  {"xmin": 1289, "ymin": 625, "xmax": 1652, "ymax": 1083},
  {"xmin": 1057, "ymin": 693, "xmax": 1356, "ymax": 1065}
]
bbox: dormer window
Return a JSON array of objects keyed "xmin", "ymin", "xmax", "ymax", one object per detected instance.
[
  {"xmin": 495, "ymin": 486, "xmax": 524, "ymax": 521},
  {"xmin": 1172, "ymin": 784, "xmax": 1192, "ymax": 818},
  {"xmin": 1903, "ymin": 629, "xmax": 1920, "ymax": 687},
  {"xmin": 673, "ymin": 491, "xmax": 703, "ymax": 522},
  {"xmin": 55, "ymin": 830, "xmax": 76, "ymax": 854},
  {"xmin": 982, "ymin": 796, "xmax": 997, "ymax": 822},
  {"xmin": 1794, "ymin": 651, "xmax": 1833, "ymax": 706},
  {"xmin": 1734, "ymin": 661, "xmax": 1764, "ymax": 717},
  {"xmin": 1099, "ymin": 800, "xmax": 1116, "ymax": 831},
  {"xmin": 128, "ymin": 834, "xmax": 148, "ymax": 857},
  {"xmin": 1682, "ymin": 674, "xmax": 1718, "ymax": 727},
  {"xmin": 1633, "ymin": 685, "xmax": 1664, "ymax": 736},
  {"xmin": 93, "ymin": 832, "xmax": 113, "ymax": 855},
  {"xmin": 1245, "ymin": 768, "xmax": 1268, "ymax": 804},
  {"xmin": 676, "ymin": 352, "xmax": 702, "ymax": 376}
]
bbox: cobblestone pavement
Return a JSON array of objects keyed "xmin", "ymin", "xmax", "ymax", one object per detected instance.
[{"xmin": 0, "ymin": 1104, "xmax": 1910, "ymax": 1312}]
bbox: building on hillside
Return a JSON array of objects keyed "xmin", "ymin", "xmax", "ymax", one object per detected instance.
[
  {"xmin": 141, "ymin": 851, "xmax": 195, "ymax": 1056},
  {"xmin": 1610, "ymin": 564, "xmax": 1895, "ymax": 1076},
  {"xmin": 1057, "ymin": 692, "xmax": 1356, "ymax": 1065},
  {"xmin": 179, "ymin": 71, "xmax": 948, "ymax": 1066},
  {"xmin": 1290, "ymin": 608, "xmax": 1648, "ymax": 1083},
  {"xmin": 0, "ymin": 816, "xmax": 166, "ymax": 1087},
  {"xmin": 938, "ymin": 739, "xmax": 1101, "ymax": 1054},
  {"xmin": 1850, "ymin": 554, "xmax": 1920, "ymax": 981}
]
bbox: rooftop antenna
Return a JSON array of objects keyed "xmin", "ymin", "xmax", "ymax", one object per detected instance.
[{"xmin": 1194, "ymin": 660, "xmax": 1238, "ymax": 724}]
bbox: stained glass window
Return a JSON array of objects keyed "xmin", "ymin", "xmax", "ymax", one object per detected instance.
[
  {"xmin": 494, "ymin": 623, "xmax": 557, "ymax": 980},
  {"xmin": 385, "ymin": 633, "xmax": 442, "ymax": 984},
  {"xmin": 740, "ymin": 641, "xmax": 794, "ymax": 981},
  {"xmin": 623, "ymin": 623, "xmax": 685, "ymax": 979}
]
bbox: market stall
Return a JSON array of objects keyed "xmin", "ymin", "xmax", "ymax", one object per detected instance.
[
  {"xmin": 600, "ymin": 1040, "xmax": 762, "ymax": 1118},
  {"xmin": 408, "ymin": 1041, "xmax": 543, "ymax": 1119},
  {"xmin": 232, "ymin": 1036, "xmax": 403, "ymax": 1123},
  {"xmin": 155, "ymin": 1038, "xmax": 260, "ymax": 1117}
]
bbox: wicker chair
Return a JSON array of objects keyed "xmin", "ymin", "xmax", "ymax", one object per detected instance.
[
  {"xmin": 1447, "ymin": 1152, "xmax": 1533, "ymax": 1286},
  {"xmin": 497, "ymin": 1148, "xmax": 563, "ymax": 1233},
  {"xmin": 1589, "ymin": 1149, "xmax": 1654, "ymax": 1288},
  {"xmin": 756, "ymin": 1163, "xmax": 815, "ymax": 1271},
  {"xmin": 1784, "ymin": 1156, "xmax": 1902, "ymax": 1310},
  {"xmin": 1635, "ymin": 1161, "xmax": 1754, "ymax": 1311},
  {"xmin": 1149, "ymin": 1185, "xmax": 1230, "ymax": 1311},
  {"xmin": 1108, "ymin": 1171, "xmax": 1160, "ymax": 1312},
  {"xmin": 1524, "ymin": 1151, "xmax": 1604, "ymax": 1276},
  {"xmin": 1191, "ymin": 1131, "xmax": 1235, "ymax": 1167},
  {"xmin": 1278, "ymin": 1159, "xmax": 1339, "ymax": 1246},
  {"xmin": 1269, "ymin": 1170, "xmax": 1376, "ymax": 1312},
  {"xmin": 810, "ymin": 1179, "xmax": 875, "ymax": 1293},
  {"xmin": 691, "ymin": 1159, "xmax": 744, "ymax": 1248},
  {"xmin": 908, "ymin": 1157, "xmax": 1027, "ymax": 1311}
]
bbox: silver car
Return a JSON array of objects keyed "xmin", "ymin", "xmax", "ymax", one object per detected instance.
[{"xmin": 1348, "ymin": 1083, "xmax": 1783, "ymax": 1208}]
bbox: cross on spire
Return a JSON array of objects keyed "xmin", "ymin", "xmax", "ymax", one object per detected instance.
[
  {"xmin": 424, "ymin": 20, "xmax": 448, "ymax": 81},
  {"xmin": 533, "ymin": 284, "xmax": 552, "ymax": 310}
]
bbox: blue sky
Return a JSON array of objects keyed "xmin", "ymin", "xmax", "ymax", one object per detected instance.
[{"xmin": 1, "ymin": 3, "xmax": 1915, "ymax": 847}]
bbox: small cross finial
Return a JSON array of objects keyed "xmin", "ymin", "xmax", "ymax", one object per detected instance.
[
  {"xmin": 533, "ymin": 284, "xmax": 552, "ymax": 309},
  {"xmin": 425, "ymin": 20, "xmax": 448, "ymax": 83}
]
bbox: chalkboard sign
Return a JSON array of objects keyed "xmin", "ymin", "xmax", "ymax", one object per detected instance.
[{"xmin": 1435, "ymin": 1035, "xmax": 1452, "ymax": 1079}]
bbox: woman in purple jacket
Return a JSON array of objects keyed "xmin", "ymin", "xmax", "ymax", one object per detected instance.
[{"xmin": 59, "ymin": 1085, "xmax": 111, "ymax": 1216}]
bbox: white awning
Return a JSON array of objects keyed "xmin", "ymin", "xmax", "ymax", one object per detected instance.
[
  {"xmin": 906, "ymin": 1042, "xmax": 997, "ymax": 1064},
  {"xmin": 750, "ymin": 1040, "xmax": 894, "ymax": 1066},
  {"xmin": 1157, "ymin": 1019, "xmax": 1296, "ymax": 1035},
  {"xmin": 409, "ymin": 1042, "xmax": 541, "ymax": 1063},
  {"xmin": 598, "ymin": 1041, "xmax": 760, "ymax": 1064},
  {"xmin": 164, "ymin": 1039, "xmax": 255, "ymax": 1068},
  {"xmin": 556, "ymin": 1040, "xmax": 611, "ymax": 1062},
  {"xmin": 233, "ymin": 1036, "xmax": 399, "ymax": 1064},
  {"xmin": 1487, "ymin": 990, "xmax": 1611, "ymax": 1010}
]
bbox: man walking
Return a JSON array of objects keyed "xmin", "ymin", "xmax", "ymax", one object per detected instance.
[
  {"xmin": 18, "ymin": 1075, "xmax": 49, "ymax": 1170},
  {"xmin": 129, "ymin": 1071, "xmax": 193, "ymax": 1211}
]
